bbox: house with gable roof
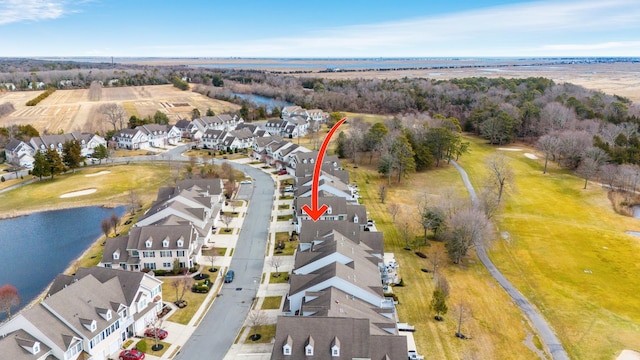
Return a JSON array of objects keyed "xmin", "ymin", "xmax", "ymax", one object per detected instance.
[
  {"xmin": 293, "ymin": 196, "xmax": 367, "ymax": 233},
  {"xmin": 0, "ymin": 267, "xmax": 162, "ymax": 360},
  {"xmin": 187, "ymin": 114, "xmax": 242, "ymax": 140},
  {"xmin": 4, "ymin": 139, "xmax": 35, "ymax": 168},
  {"xmin": 114, "ymin": 124, "xmax": 180, "ymax": 150}
]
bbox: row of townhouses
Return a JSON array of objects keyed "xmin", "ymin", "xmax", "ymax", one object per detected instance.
[
  {"xmin": 0, "ymin": 177, "xmax": 225, "ymax": 360},
  {"xmin": 5, "ymin": 133, "xmax": 107, "ymax": 168},
  {"xmin": 114, "ymin": 124, "xmax": 181, "ymax": 150},
  {"xmin": 264, "ymin": 106, "xmax": 327, "ymax": 138},
  {"xmin": 99, "ymin": 179, "xmax": 224, "ymax": 272},
  {"xmin": 270, "ymin": 145, "xmax": 407, "ymax": 359},
  {"xmin": 0, "ymin": 267, "xmax": 163, "ymax": 360}
]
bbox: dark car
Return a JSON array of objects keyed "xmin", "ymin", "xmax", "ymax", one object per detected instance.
[
  {"xmin": 144, "ymin": 328, "xmax": 168, "ymax": 339},
  {"xmin": 277, "ymin": 169, "xmax": 288, "ymax": 175},
  {"xmin": 224, "ymin": 269, "xmax": 235, "ymax": 283},
  {"xmin": 119, "ymin": 349, "xmax": 145, "ymax": 360}
]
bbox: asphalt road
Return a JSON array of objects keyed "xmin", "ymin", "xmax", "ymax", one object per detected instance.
[
  {"xmin": 450, "ymin": 160, "xmax": 569, "ymax": 360},
  {"xmin": 175, "ymin": 161, "xmax": 274, "ymax": 360}
]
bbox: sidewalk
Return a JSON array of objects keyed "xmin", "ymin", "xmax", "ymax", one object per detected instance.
[{"xmin": 133, "ymin": 158, "xmax": 294, "ymax": 360}]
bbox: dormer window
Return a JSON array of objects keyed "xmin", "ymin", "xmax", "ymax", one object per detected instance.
[
  {"xmin": 177, "ymin": 239, "xmax": 184, "ymax": 247},
  {"xmin": 353, "ymin": 215, "xmax": 358, "ymax": 223},
  {"xmin": 162, "ymin": 239, "xmax": 169, "ymax": 248},
  {"xmin": 305, "ymin": 336, "xmax": 314, "ymax": 356},
  {"xmin": 283, "ymin": 335, "xmax": 293, "ymax": 356},
  {"xmin": 331, "ymin": 336, "xmax": 340, "ymax": 357},
  {"xmin": 145, "ymin": 239, "xmax": 152, "ymax": 248},
  {"xmin": 33, "ymin": 342, "xmax": 40, "ymax": 354},
  {"xmin": 81, "ymin": 318, "xmax": 97, "ymax": 332},
  {"xmin": 326, "ymin": 206, "xmax": 332, "ymax": 215},
  {"xmin": 113, "ymin": 250, "xmax": 120, "ymax": 260}
]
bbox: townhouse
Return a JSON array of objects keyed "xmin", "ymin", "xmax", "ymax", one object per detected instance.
[
  {"xmin": 99, "ymin": 179, "xmax": 223, "ymax": 272},
  {"xmin": 5, "ymin": 133, "xmax": 107, "ymax": 168},
  {"xmin": 187, "ymin": 114, "xmax": 242, "ymax": 140},
  {"xmin": 114, "ymin": 124, "xmax": 181, "ymax": 150},
  {"xmin": 0, "ymin": 267, "xmax": 163, "ymax": 360}
]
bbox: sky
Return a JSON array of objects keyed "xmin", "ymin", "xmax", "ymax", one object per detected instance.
[{"xmin": 0, "ymin": 0, "xmax": 639, "ymax": 58}]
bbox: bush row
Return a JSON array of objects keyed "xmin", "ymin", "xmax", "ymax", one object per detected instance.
[{"xmin": 26, "ymin": 88, "xmax": 55, "ymax": 106}]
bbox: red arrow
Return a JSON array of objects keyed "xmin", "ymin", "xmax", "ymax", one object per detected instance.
[{"xmin": 301, "ymin": 118, "xmax": 346, "ymax": 221}]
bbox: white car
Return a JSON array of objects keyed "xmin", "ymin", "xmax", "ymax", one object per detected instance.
[{"xmin": 240, "ymin": 180, "xmax": 252, "ymax": 184}]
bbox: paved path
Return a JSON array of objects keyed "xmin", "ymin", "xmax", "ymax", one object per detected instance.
[
  {"xmin": 174, "ymin": 162, "xmax": 274, "ymax": 360},
  {"xmin": 450, "ymin": 160, "xmax": 569, "ymax": 360}
]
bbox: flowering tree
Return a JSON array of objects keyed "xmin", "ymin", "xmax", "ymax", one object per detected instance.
[{"xmin": 0, "ymin": 284, "xmax": 20, "ymax": 318}]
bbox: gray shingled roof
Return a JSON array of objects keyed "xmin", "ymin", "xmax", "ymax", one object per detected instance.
[{"xmin": 0, "ymin": 329, "xmax": 53, "ymax": 360}]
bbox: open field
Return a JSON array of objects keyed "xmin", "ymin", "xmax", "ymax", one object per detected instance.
[
  {"xmin": 455, "ymin": 138, "xmax": 640, "ymax": 359},
  {"xmin": 0, "ymin": 84, "xmax": 240, "ymax": 134}
]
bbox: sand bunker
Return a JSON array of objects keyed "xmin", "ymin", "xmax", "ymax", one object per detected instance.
[
  {"xmin": 497, "ymin": 148, "xmax": 522, "ymax": 151},
  {"xmin": 617, "ymin": 350, "xmax": 640, "ymax": 360},
  {"xmin": 60, "ymin": 188, "xmax": 97, "ymax": 198},
  {"xmin": 85, "ymin": 170, "xmax": 111, "ymax": 177},
  {"xmin": 524, "ymin": 153, "xmax": 538, "ymax": 160}
]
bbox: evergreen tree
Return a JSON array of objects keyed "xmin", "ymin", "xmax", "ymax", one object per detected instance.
[
  {"xmin": 93, "ymin": 144, "xmax": 109, "ymax": 164},
  {"xmin": 45, "ymin": 148, "xmax": 65, "ymax": 179},
  {"xmin": 62, "ymin": 140, "xmax": 83, "ymax": 172},
  {"xmin": 31, "ymin": 151, "xmax": 50, "ymax": 180}
]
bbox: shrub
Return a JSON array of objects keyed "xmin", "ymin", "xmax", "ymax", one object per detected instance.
[
  {"xmin": 26, "ymin": 88, "xmax": 55, "ymax": 106},
  {"xmin": 385, "ymin": 292, "xmax": 399, "ymax": 302},
  {"xmin": 415, "ymin": 251, "xmax": 427, "ymax": 259},
  {"xmin": 1, "ymin": 176, "xmax": 4, "ymax": 182},
  {"xmin": 153, "ymin": 270, "xmax": 167, "ymax": 276}
]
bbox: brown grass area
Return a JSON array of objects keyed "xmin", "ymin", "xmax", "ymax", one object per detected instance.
[
  {"xmin": 0, "ymin": 84, "xmax": 240, "ymax": 134},
  {"xmin": 350, "ymin": 161, "xmax": 541, "ymax": 359}
]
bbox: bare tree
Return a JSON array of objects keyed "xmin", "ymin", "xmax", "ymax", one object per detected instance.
[
  {"xmin": 0, "ymin": 284, "xmax": 20, "ymax": 319},
  {"xmin": 486, "ymin": 153, "xmax": 513, "ymax": 203},
  {"xmin": 397, "ymin": 215, "xmax": 417, "ymax": 250},
  {"xmin": 110, "ymin": 213, "xmax": 120, "ymax": 236},
  {"xmin": 444, "ymin": 208, "xmax": 491, "ymax": 264},
  {"xmin": 247, "ymin": 310, "xmax": 268, "ymax": 341},
  {"xmin": 537, "ymin": 134, "xmax": 560, "ymax": 174},
  {"xmin": 388, "ymin": 203, "xmax": 400, "ymax": 223},
  {"xmin": 128, "ymin": 189, "xmax": 142, "ymax": 215},
  {"xmin": 428, "ymin": 247, "xmax": 446, "ymax": 278},
  {"xmin": 378, "ymin": 183, "xmax": 387, "ymax": 204},
  {"xmin": 599, "ymin": 164, "xmax": 619, "ymax": 190},
  {"xmin": 220, "ymin": 214, "xmax": 233, "ymax": 232},
  {"xmin": 99, "ymin": 103, "xmax": 126, "ymax": 131},
  {"xmin": 170, "ymin": 276, "xmax": 192, "ymax": 306},
  {"xmin": 577, "ymin": 147, "xmax": 609, "ymax": 189},
  {"xmin": 205, "ymin": 247, "xmax": 218, "ymax": 271},
  {"xmin": 271, "ymin": 257, "xmax": 282, "ymax": 277},
  {"xmin": 455, "ymin": 301, "xmax": 473, "ymax": 339},
  {"xmin": 101, "ymin": 218, "xmax": 112, "ymax": 239}
]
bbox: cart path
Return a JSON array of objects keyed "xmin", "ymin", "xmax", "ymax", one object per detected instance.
[{"xmin": 451, "ymin": 160, "xmax": 569, "ymax": 360}]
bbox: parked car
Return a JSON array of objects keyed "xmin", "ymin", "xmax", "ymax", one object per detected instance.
[
  {"xmin": 119, "ymin": 349, "xmax": 145, "ymax": 360},
  {"xmin": 240, "ymin": 179, "xmax": 251, "ymax": 184},
  {"xmin": 224, "ymin": 269, "xmax": 235, "ymax": 283},
  {"xmin": 144, "ymin": 328, "xmax": 168, "ymax": 339},
  {"xmin": 283, "ymin": 185, "xmax": 293, "ymax": 192},
  {"xmin": 277, "ymin": 169, "xmax": 288, "ymax": 175}
]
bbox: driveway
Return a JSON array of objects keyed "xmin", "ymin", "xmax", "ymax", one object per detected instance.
[
  {"xmin": 175, "ymin": 162, "xmax": 274, "ymax": 360},
  {"xmin": 451, "ymin": 160, "xmax": 569, "ymax": 360}
]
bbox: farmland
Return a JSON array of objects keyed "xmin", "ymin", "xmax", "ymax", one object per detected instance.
[{"xmin": 0, "ymin": 84, "xmax": 240, "ymax": 134}]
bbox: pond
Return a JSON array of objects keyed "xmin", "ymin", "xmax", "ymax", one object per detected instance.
[
  {"xmin": 0, "ymin": 206, "xmax": 125, "ymax": 322},
  {"xmin": 231, "ymin": 93, "xmax": 293, "ymax": 112}
]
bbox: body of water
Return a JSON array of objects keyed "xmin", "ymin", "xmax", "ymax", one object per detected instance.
[
  {"xmin": 231, "ymin": 93, "xmax": 293, "ymax": 111},
  {"xmin": 0, "ymin": 206, "xmax": 125, "ymax": 322}
]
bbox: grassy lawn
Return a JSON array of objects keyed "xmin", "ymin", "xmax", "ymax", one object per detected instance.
[
  {"xmin": 218, "ymin": 228, "xmax": 235, "ymax": 234},
  {"xmin": 268, "ymin": 272, "xmax": 289, "ymax": 284},
  {"xmin": 279, "ymin": 195, "xmax": 294, "ymax": 200},
  {"xmin": 135, "ymin": 338, "xmax": 170, "ymax": 357},
  {"xmin": 278, "ymin": 204, "xmax": 290, "ymax": 210},
  {"xmin": 0, "ymin": 176, "xmax": 25, "ymax": 190},
  {"xmin": 348, "ymin": 149, "xmax": 539, "ymax": 359},
  {"xmin": 454, "ymin": 138, "xmax": 640, "ymax": 359},
  {"xmin": 261, "ymin": 296, "xmax": 283, "ymax": 310},
  {"xmin": 0, "ymin": 163, "xmax": 170, "ymax": 217},
  {"xmin": 276, "ymin": 214, "xmax": 293, "ymax": 221},
  {"xmin": 203, "ymin": 247, "xmax": 227, "ymax": 257},
  {"xmin": 243, "ymin": 324, "xmax": 277, "ymax": 344},
  {"xmin": 163, "ymin": 281, "xmax": 209, "ymax": 325},
  {"xmin": 274, "ymin": 239, "xmax": 298, "ymax": 256}
]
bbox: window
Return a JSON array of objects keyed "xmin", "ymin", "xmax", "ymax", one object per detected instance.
[
  {"xmin": 142, "ymin": 251, "xmax": 155, "ymax": 258},
  {"xmin": 113, "ymin": 251, "xmax": 119, "ymax": 260},
  {"xmin": 145, "ymin": 240, "xmax": 152, "ymax": 248},
  {"xmin": 283, "ymin": 345, "xmax": 291, "ymax": 356},
  {"xmin": 144, "ymin": 263, "xmax": 156, "ymax": 270},
  {"xmin": 177, "ymin": 239, "xmax": 184, "ymax": 247},
  {"xmin": 160, "ymin": 250, "xmax": 171, "ymax": 257},
  {"xmin": 162, "ymin": 239, "xmax": 169, "ymax": 248},
  {"xmin": 305, "ymin": 345, "xmax": 313, "ymax": 356},
  {"xmin": 163, "ymin": 262, "xmax": 171, "ymax": 268},
  {"xmin": 105, "ymin": 310, "xmax": 112, "ymax": 320},
  {"xmin": 176, "ymin": 250, "xmax": 185, "ymax": 257}
]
